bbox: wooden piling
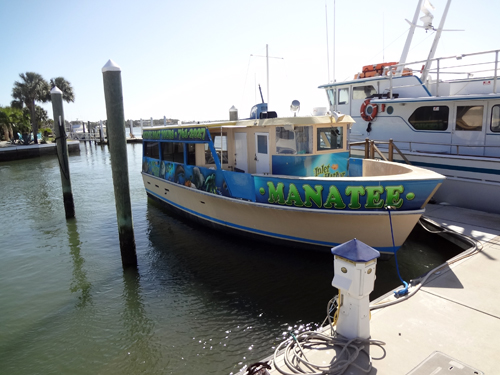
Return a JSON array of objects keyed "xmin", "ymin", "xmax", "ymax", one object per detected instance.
[
  {"xmin": 50, "ymin": 87, "xmax": 75, "ymax": 219},
  {"xmin": 102, "ymin": 59, "xmax": 137, "ymax": 268}
]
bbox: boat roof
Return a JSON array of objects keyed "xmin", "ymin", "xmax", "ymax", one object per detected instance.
[{"xmin": 145, "ymin": 114, "xmax": 355, "ymax": 131}]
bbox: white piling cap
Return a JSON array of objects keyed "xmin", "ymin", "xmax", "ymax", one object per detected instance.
[
  {"xmin": 102, "ymin": 59, "xmax": 121, "ymax": 72},
  {"xmin": 50, "ymin": 86, "xmax": 63, "ymax": 95}
]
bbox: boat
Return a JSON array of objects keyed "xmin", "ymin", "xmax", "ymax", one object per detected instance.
[
  {"xmin": 319, "ymin": 0, "xmax": 500, "ymax": 214},
  {"xmin": 141, "ymin": 102, "xmax": 444, "ymax": 256}
]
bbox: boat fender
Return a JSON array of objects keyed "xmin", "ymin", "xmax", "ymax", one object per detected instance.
[
  {"xmin": 366, "ymin": 122, "xmax": 372, "ymax": 133},
  {"xmin": 360, "ymin": 98, "xmax": 378, "ymax": 122}
]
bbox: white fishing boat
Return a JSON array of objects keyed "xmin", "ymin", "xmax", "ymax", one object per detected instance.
[
  {"xmin": 319, "ymin": 0, "xmax": 500, "ymax": 214},
  {"xmin": 141, "ymin": 102, "xmax": 444, "ymax": 256}
]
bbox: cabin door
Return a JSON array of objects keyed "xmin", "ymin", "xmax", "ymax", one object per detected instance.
[
  {"xmin": 451, "ymin": 101, "xmax": 487, "ymax": 156},
  {"xmin": 234, "ymin": 133, "xmax": 248, "ymax": 172},
  {"xmin": 255, "ymin": 132, "xmax": 270, "ymax": 174}
]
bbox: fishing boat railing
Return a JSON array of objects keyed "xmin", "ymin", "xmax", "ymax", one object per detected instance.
[
  {"xmin": 350, "ymin": 138, "xmax": 411, "ymax": 164},
  {"xmin": 384, "ymin": 49, "xmax": 500, "ymax": 98}
]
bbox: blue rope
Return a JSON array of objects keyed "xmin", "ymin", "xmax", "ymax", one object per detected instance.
[{"xmin": 387, "ymin": 207, "xmax": 409, "ymax": 296}]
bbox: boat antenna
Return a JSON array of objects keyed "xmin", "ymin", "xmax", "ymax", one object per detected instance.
[
  {"xmin": 325, "ymin": 2, "xmax": 330, "ymax": 82},
  {"xmin": 397, "ymin": 0, "xmax": 424, "ymax": 75},
  {"xmin": 250, "ymin": 45, "xmax": 284, "ymax": 107},
  {"xmin": 332, "ymin": 0, "xmax": 336, "ymax": 82},
  {"xmin": 258, "ymin": 84, "xmax": 265, "ymax": 104}
]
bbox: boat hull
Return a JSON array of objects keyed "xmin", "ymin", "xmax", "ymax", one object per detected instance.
[{"xmin": 143, "ymin": 173, "xmax": 424, "ymax": 255}]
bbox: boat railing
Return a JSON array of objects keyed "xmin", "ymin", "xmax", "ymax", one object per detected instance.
[
  {"xmin": 351, "ymin": 138, "xmax": 500, "ymax": 159},
  {"xmin": 350, "ymin": 138, "xmax": 412, "ymax": 164},
  {"xmin": 384, "ymin": 49, "xmax": 500, "ymax": 98}
]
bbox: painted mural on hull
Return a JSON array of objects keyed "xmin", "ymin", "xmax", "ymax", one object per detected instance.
[
  {"xmin": 142, "ymin": 157, "xmax": 228, "ymax": 196},
  {"xmin": 143, "ymin": 156, "xmax": 439, "ymax": 212}
]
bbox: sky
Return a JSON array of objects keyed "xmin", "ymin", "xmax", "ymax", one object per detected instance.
[{"xmin": 1, "ymin": 0, "xmax": 498, "ymax": 123}]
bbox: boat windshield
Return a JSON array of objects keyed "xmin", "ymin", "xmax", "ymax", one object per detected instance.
[{"xmin": 317, "ymin": 127, "xmax": 343, "ymax": 151}]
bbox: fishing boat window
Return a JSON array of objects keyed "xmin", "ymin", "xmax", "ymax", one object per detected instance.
[
  {"xmin": 338, "ymin": 88, "xmax": 349, "ymax": 105},
  {"xmin": 408, "ymin": 106, "xmax": 449, "ymax": 131},
  {"xmin": 144, "ymin": 141, "xmax": 159, "ymax": 159},
  {"xmin": 352, "ymin": 86, "xmax": 376, "ymax": 100},
  {"xmin": 491, "ymin": 105, "xmax": 500, "ymax": 132},
  {"xmin": 276, "ymin": 126, "xmax": 312, "ymax": 155},
  {"xmin": 317, "ymin": 127, "xmax": 343, "ymax": 151},
  {"xmin": 327, "ymin": 89, "xmax": 336, "ymax": 106},
  {"xmin": 205, "ymin": 133, "xmax": 228, "ymax": 164},
  {"xmin": 456, "ymin": 106, "xmax": 483, "ymax": 131},
  {"xmin": 187, "ymin": 143, "xmax": 196, "ymax": 165},
  {"xmin": 161, "ymin": 142, "xmax": 184, "ymax": 163}
]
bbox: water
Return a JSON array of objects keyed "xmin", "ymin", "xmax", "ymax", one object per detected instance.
[{"xmin": 0, "ymin": 143, "xmax": 465, "ymax": 374}]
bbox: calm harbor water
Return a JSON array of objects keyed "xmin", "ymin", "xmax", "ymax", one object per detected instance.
[{"xmin": 0, "ymin": 143, "xmax": 463, "ymax": 375}]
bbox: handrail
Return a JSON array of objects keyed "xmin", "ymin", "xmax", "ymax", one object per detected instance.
[
  {"xmin": 350, "ymin": 138, "xmax": 412, "ymax": 165},
  {"xmin": 383, "ymin": 49, "xmax": 500, "ymax": 97},
  {"xmin": 351, "ymin": 138, "xmax": 500, "ymax": 159}
]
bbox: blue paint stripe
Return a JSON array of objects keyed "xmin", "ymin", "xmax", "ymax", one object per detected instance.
[
  {"xmin": 146, "ymin": 188, "xmax": 398, "ymax": 254},
  {"xmin": 406, "ymin": 160, "xmax": 500, "ymax": 175}
]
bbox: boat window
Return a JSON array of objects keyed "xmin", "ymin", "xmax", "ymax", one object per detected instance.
[
  {"xmin": 162, "ymin": 142, "xmax": 184, "ymax": 163},
  {"xmin": 187, "ymin": 143, "xmax": 196, "ymax": 165},
  {"xmin": 352, "ymin": 86, "xmax": 377, "ymax": 100},
  {"xmin": 144, "ymin": 141, "xmax": 159, "ymax": 159},
  {"xmin": 327, "ymin": 89, "xmax": 336, "ymax": 106},
  {"xmin": 205, "ymin": 133, "xmax": 228, "ymax": 164},
  {"xmin": 408, "ymin": 106, "xmax": 449, "ymax": 131},
  {"xmin": 317, "ymin": 127, "xmax": 343, "ymax": 151},
  {"xmin": 456, "ymin": 106, "xmax": 483, "ymax": 131},
  {"xmin": 257, "ymin": 135, "xmax": 268, "ymax": 154},
  {"xmin": 491, "ymin": 105, "xmax": 500, "ymax": 132},
  {"xmin": 276, "ymin": 126, "xmax": 312, "ymax": 155},
  {"xmin": 338, "ymin": 88, "xmax": 349, "ymax": 105}
]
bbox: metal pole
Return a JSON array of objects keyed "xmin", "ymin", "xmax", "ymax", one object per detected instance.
[
  {"xmin": 266, "ymin": 44, "xmax": 269, "ymax": 107},
  {"xmin": 50, "ymin": 86, "xmax": 75, "ymax": 219},
  {"xmin": 102, "ymin": 59, "xmax": 137, "ymax": 268}
]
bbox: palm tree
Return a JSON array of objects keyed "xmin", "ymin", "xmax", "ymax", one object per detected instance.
[
  {"xmin": 11, "ymin": 72, "xmax": 50, "ymax": 144},
  {"xmin": 50, "ymin": 77, "xmax": 75, "ymax": 103},
  {"xmin": 0, "ymin": 106, "xmax": 27, "ymax": 141}
]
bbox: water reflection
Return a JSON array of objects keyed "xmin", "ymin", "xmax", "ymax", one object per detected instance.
[
  {"xmin": 67, "ymin": 218, "xmax": 92, "ymax": 309},
  {"xmin": 119, "ymin": 268, "xmax": 159, "ymax": 372}
]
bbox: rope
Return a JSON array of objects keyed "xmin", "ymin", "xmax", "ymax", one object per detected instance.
[
  {"xmin": 273, "ymin": 331, "xmax": 385, "ymax": 375},
  {"xmin": 386, "ymin": 206, "xmax": 409, "ymax": 296}
]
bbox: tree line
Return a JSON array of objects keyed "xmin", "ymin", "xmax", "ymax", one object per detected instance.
[{"xmin": 1, "ymin": 72, "xmax": 74, "ymax": 144}]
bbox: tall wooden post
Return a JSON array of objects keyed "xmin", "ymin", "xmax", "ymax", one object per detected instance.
[
  {"xmin": 102, "ymin": 59, "xmax": 137, "ymax": 268},
  {"xmin": 51, "ymin": 86, "xmax": 75, "ymax": 219}
]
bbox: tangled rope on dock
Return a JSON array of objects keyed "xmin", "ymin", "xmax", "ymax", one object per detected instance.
[{"xmin": 272, "ymin": 330, "xmax": 385, "ymax": 375}]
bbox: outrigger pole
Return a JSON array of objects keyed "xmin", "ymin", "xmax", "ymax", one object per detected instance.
[
  {"xmin": 397, "ymin": 0, "xmax": 424, "ymax": 75},
  {"xmin": 420, "ymin": 0, "xmax": 453, "ymax": 83}
]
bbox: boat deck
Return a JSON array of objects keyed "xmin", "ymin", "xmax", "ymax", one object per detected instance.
[{"xmin": 245, "ymin": 204, "xmax": 500, "ymax": 374}]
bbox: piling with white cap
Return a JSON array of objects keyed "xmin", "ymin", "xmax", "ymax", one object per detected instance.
[
  {"xmin": 50, "ymin": 86, "xmax": 75, "ymax": 219},
  {"xmin": 102, "ymin": 59, "xmax": 137, "ymax": 268},
  {"xmin": 331, "ymin": 239, "xmax": 380, "ymax": 340}
]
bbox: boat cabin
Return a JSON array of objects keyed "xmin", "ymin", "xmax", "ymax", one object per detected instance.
[{"xmin": 142, "ymin": 115, "xmax": 351, "ymax": 179}]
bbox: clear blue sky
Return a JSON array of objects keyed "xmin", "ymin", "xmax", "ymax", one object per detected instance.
[{"xmin": 1, "ymin": 0, "xmax": 498, "ymax": 123}]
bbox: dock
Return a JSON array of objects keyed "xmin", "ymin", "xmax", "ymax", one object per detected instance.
[
  {"xmin": 241, "ymin": 204, "xmax": 500, "ymax": 375},
  {"xmin": 0, "ymin": 141, "xmax": 80, "ymax": 162}
]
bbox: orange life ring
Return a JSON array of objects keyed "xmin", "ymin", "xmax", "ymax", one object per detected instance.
[{"xmin": 360, "ymin": 99, "xmax": 378, "ymax": 122}]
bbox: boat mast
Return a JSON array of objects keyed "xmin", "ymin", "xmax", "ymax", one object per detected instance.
[
  {"xmin": 397, "ymin": 0, "xmax": 424, "ymax": 75},
  {"xmin": 420, "ymin": 0, "xmax": 452, "ymax": 83}
]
